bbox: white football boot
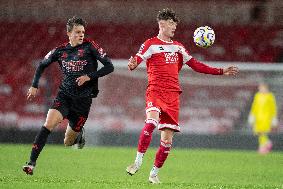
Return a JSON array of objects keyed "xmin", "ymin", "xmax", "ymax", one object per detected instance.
[
  {"xmin": 149, "ymin": 175, "xmax": 161, "ymax": 184},
  {"xmin": 126, "ymin": 163, "xmax": 140, "ymax": 176}
]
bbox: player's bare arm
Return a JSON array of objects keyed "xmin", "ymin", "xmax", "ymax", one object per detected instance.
[
  {"xmin": 76, "ymin": 75, "xmax": 91, "ymax": 86},
  {"xmin": 223, "ymin": 66, "xmax": 239, "ymax": 76},
  {"xmin": 128, "ymin": 56, "xmax": 138, "ymax": 71},
  {"xmin": 27, "ymin": 87, "xmax": 38, "ymax": 101}
]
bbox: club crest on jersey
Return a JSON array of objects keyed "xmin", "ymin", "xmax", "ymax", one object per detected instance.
[
  {"xmin": 61, "ymin": 52, "xmax": 68, "ymax": 59},
  {"xmin": 78, "ymin": 49, "xmax": 84, "ymax": 57},
  {"xmin": 164, "ymin": 52, "xmax": 179, "ymax": 64}
]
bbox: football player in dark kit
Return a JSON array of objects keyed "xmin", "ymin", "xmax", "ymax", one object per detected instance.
[{"xmin": 22, "ymin": 16, "xmax": 114, "ymax": 175}]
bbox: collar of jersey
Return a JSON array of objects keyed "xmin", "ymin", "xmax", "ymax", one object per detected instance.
[{"xmin": 157, "ymin": 36, "xmax": 173, "ymax": 44}]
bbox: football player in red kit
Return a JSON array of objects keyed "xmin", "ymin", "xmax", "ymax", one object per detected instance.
[{"xmin": 126, "ymin": 8, "xmax": 239, "ymax": 184}]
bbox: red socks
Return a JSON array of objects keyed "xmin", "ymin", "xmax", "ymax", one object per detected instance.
[
  {"xmin": 154, "ymin": 140, "xmax": 172, "ymax": 168},
  {"xmin": 137, "ymin": 118, "xmax": 158, "ymax": 153},
  {"xmin": 137, "ymin": 118, "xmax": 172, "ymax": 169}
]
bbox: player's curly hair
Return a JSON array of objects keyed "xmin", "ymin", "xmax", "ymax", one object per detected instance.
[
  {"xmin": 157, "ymin": 8, "xmax": 180, "ymax": 23},
  {"xmin": 66, "ymin": 16, "xmax": 87, "ymax": 32}
]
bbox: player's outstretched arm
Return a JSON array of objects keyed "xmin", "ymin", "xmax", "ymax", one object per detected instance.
[
  {"xmin": 128, "ymin": 56, "xmax": 138, "ymax": 71},
  {"xmin": 223, "ymin": 66, "xmax": 239, "ymax": 76},
  {"xmin": 186, "ymin": 58, "xmax": 239, "ymax": 76},
  {"xmin": 27, "ymin": 87, "xmax": 38, "ymax": 101}
]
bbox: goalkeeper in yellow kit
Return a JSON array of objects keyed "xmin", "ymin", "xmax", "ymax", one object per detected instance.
[{"xmin": 248, "ymin": 83, "xmax": 278, "ymax": 154}]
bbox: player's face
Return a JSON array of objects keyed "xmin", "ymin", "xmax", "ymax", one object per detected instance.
[
  {"xmin": 162, "ymin": 19, "xmax": 177, "ymax": 38},
  {"xmin": 68, "ymin": 25, "xmax": 85, "ymax": 46},
  {"xmin": 258, "ymin": 83, "xmax": 269, "ymax": 93}
]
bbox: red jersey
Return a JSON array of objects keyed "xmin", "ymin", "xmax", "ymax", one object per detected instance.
[{"xmin": 135, "ymin": 36, "xmax": 223, "ymax": 92}]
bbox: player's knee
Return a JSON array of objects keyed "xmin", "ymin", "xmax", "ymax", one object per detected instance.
[
  {"xmin": 146, "ymin": 109, "xmax": 160, "ymax": 121},
  {"xmin": 161, "ymin": 133, "xmax": 174, "ymax": 144},
  {"xmin": 43, "ymin": 121, "xmax": 58, "ymax": 131},
  {"xmin": 162, "ymin": 138, "xmax": 173, "ymax": 144}
]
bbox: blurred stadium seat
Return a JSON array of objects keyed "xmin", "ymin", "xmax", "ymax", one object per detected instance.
[{"xmin": 1, "ymin": 22, "xmax": 282, "ymax": 62}]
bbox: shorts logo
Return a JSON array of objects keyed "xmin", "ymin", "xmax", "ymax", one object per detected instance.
[{"xmin": 147, "ymin": 102, "xmax": 153, "ymax": 107}]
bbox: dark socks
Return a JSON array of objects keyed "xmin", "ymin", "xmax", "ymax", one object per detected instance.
[{"xmin": 29, "ymin": 126, "xmax": 51, "ymax": 165}]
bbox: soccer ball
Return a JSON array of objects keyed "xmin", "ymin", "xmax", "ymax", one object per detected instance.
[{"xmin": 193, "ymin": 26, "xmax": 215, "ymax": 48}]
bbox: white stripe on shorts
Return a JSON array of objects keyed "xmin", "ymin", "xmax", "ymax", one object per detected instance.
[{"xmin": 158, "ymin": 123, "xmax": 180, "ymax": 132}]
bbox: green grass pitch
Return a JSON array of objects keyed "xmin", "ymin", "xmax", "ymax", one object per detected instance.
[{"xmin": 0, "ymin": 144, "xmax": 282, "ymax": 189}]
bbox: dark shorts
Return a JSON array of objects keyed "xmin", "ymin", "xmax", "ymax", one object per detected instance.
[{"xmin": 51, "ymin": 92, "xmax": 92, "ymax": 132}]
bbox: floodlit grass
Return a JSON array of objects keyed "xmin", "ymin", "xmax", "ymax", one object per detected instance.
[{"xmin": 0, "ymin": 144, "xmax": 282, "ymax": 189}]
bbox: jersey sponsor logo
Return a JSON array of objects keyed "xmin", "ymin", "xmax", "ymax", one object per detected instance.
[
  {"xmin": 164, "ymin": 52, "xmax": 179, "ymax": 64},
  {"xmin": 62, "ymin": 60, "xmax": 88, "ymax": 72}
]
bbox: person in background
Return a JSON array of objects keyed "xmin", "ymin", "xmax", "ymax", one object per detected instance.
[{"xmin": 248, "ymin": 82, "xmax": 278, "ymax": 154}]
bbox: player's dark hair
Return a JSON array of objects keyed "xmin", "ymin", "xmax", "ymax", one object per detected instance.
[
  {"xmin": 66, "ymin": 16, "xmax": 87, "ymax": 32},
  {"xmin": 157, "ymin": 8, "xmax": 180, "ymax": 23}
]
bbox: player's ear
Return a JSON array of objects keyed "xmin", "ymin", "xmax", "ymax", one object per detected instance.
[
  {"xmin": 159, "ymin": 20, "xmax": 165, "ymax": 29},
  {"xmin": 67, "ymin": 32, "xmax": 71, "ymax": 37}
]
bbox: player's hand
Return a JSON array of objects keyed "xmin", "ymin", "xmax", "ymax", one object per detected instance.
[
  {"xmin": 27, "ymin": 87, "xmax": 38, "ymax": 101},
  {"xmin": 128, "ymin": 56, "xmax": 138, "ymax": 71},
  {"xmin": 76, "ymin": 75, "xmax": 91, "ymax": 86},
  {"xmin": 223, "ymin": 66, "xmax": 239, "ymax": 76}
]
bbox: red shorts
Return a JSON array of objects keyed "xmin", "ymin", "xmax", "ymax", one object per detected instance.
[{"xmin": 146, "ymin": 90, "xmax": 181, "ymax": 132}]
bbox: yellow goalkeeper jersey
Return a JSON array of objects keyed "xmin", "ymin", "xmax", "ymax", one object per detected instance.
[{"xmin": 250, "ymin": 92, "xmax": 277, "ymax": 133}]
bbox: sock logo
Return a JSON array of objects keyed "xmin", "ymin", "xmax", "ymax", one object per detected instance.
[
  {"xmin": 32, "ymin": 144, "xmax": 39, "ymax": 150},
  {"xmin": 144, "ymin": 131, "xmax": 150, "ymax": 136}
]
